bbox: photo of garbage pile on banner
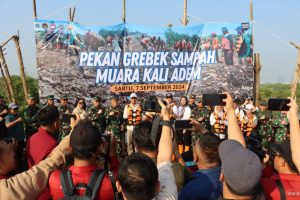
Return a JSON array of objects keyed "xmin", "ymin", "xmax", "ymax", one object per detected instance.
[{"xmin": 34, "ymin": 20, "xmax": 253, "ymax": 104}]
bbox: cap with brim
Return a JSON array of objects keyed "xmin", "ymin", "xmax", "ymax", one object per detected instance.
[
  {"xmin": 222, "ymin": 27, "xmax": 228, "ymax": 32},
  {"xmin": 60, "ymin": 95, "xmax": 68, "ymax": 100},
  {"xmin": 166, "ymin": 93, "xmax": 173, "ymax": 98},
  {"xmin": 130, "ymin": 93, "xmax": 137, "ymax": 98},
  {"xmin": 219, "ymin": 140, "xmax": 262, "ymax": 195},
  {"xmin": 270, "ymin": 140, "xmax": 295, "ymax": 169},
  {"xmin": 110, "ymin": 95, "xmax": 119, "ymax": 100},
  {"xmin": 93, "ymin": 96, "xmax": 101, "ymax": 101},
  {"xmin": 28, "ymin": 94, "xmax": 35, "ymax": 100},
  {"xmin": 8, "ymin": 103, "xmax": 18, "ymax": 110},
  {"xmin": 189, "ymin": 95, "xmax": 196, "ymax": 99},
  {"xmin": 260, "ymin": 101, "xmax": 267, "ymax": 106},
  {"xmin": 245, "ymin": 104, "xmax": 254, "ymax": 110},
  {"xmin": 47, "ymin": 95, "xmax": 54, "ymax": 100}
]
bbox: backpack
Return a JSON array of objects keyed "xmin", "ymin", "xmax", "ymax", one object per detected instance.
[{"xmin": 59, "ymin": 169, "xmax": 105, "ymax": 200}]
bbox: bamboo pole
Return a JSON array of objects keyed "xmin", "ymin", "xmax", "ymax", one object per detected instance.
[
  {"xmin": 12, "ymin": 35, "xmax": 29, "ymax": 100},
  {"xmin": 290, "ymin": 42, "xmax": 300, "ymax": 100},
  {"xmin": 254, "ymin": 53, "xmax": 261, "ymax": 106},
  {"xmin": 0, "ymin": 63, "xmax": 12, "ymax": 102},
  {"xmin": 71, "ymin": 7, "xmax": 76, "ymax": 22},
  {"xmin": 122, "ymin": 0, "xmax": 126, "ymax": 23},
  {"xmin": 69, "ymin": 7, "xmax": 72, "ymax": 21},
  {"xmin": 0, "ymin": 47, "xmax": 16, "ymax": 103},
  {"xmin": 182, "ymin": 0, "xmax": 188, "ymax": 26},
  {"xmin": 33, "ymin": 0, "xmax": 37, "ymax": 19}
]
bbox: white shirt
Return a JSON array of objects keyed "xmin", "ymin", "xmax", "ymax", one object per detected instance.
[
  {"xmin": 154, "ymin": 162, "xmax": 178, "ymax": 200},
  {"xmin": 173, "ymin": 105, "xmax": 191, "ymax": 120}
]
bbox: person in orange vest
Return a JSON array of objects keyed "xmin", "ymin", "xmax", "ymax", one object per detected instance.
[
  {"xmin": 211, "ymin": 32, "xmax": 219, "ymax": 63},
  {"xmin": 123, "ymin": 93, "xmax": 142, "ymax": 155},
  {"xmin": 210, "ymin": 106, "xmax": 228, "ymax": 140},
  {"xmin": 241, "ymin": 104, "xmax": 258, "ymax": 137},
  {"xmin": 233, "ymin": 97, "xmax": 244, "ymax": 128}
]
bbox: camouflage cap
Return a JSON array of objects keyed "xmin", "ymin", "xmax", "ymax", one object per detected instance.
[
  {"xmin": 47, "ymin": 95, "xmax": 54, "ymax": 100},
  {"xmin": 28, "ymin": 94, "xmax": 35, "ymax": 100},
  {"xmin": 189, "ymin": 94, "xmax": 196, "ymax": 99},
  {"xmin": 93, "ymin": 96, "xmax": 101, "ymax": 101},
  {"xmin": 60, "ymin": 95, "xmax": 68, "ymax": 100},
  {"xmin": 260, "ymin": 101, "xmax": 267, "ymax": 106},
  {"xmin": 197, "ymin": 97, "xmax": 203, "ymax": 102},
  {"xmin": 110, "ymin": 95, "xmax": 119, "ymax": 100}
]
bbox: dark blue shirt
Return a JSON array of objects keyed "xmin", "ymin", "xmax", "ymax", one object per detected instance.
[
  {"xmin": 179, "ymin": 166, "xmax": 222, "ymax": 200},
  {"xmin": 5, "ymin": 114, "xmax": 25, "ymax": 141}
]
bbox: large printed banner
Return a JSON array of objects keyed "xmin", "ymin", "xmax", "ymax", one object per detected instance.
[{"xmin": 34, "ymin": 20, "xmax": 253, "ymax": 104}]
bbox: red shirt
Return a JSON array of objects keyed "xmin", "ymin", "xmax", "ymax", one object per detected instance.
[
  {"xmin": 0, "ymin": 175, "xmax": 8, "ymax": 180},
  {"xmin": 26, "ymin": 127, "xmax": 57, "ymax": 168},
  {"xmin": 261, "ymin": 167, "xmax": 300, "ymax": 200},
  {"xmin": 49, "ymin": 156, "xmax": 119, "ymax": 200}
]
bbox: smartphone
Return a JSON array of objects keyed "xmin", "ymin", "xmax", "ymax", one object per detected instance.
[
  {"xmin": 185, "ymin": 161, "xmax": 197, "ymax": 167},
  {"xmin": 267, "ymin": 98, "xmax": 290, "ymax": 111},
  {"xmin": 174, "ymin": 120, "xmax": 193, "ymax": 129},
  {"xmin": 61, "ymin": 113, "xmax": 76, "ymax": 123},
  {"xmin": 202, "ymin": 94, "xmax": 226, "ymax": 106}
]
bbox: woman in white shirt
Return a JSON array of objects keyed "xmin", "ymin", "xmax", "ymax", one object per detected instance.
[
  {"xmin": 72, "ymin": 98, "xmax": 87, "ymax": 120},
  {"xmin": 173, "ymin": 96, "xmax": 191, "ymax": 154}
]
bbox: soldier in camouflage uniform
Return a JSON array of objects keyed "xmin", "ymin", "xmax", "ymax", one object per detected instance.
[
  {"xmin": 58, "ymin": 96, "xmax": 73, "ymax": 141},
  {"xmin": 23, "ymin": 94, "xmax": 40, "ymax": 139},
  {"xmin": 87, "ymin": 96, "xmax": 106, "ymax": 134},
  {"xmin": 188, "ymin": 95, "xmax": 198, "ymax": 113},
  {"xmin": 105, "ymin": 95, "xmax": 125, "ymax": 155},
  {"xmin": 255, "ymin": 101, "xmax": 274, "ymax": 148},
  {"xmin": 0, "ymin": 95, "xmax": 8, "ymax": 138},
  {"xmin": 44, "ymin": 95, "xmax": 58, "ymax": 110},
  {"xmin": 272, "ymin": 111, "xmax": 289, "ymax": 143},
  {"xmin": 190, "ymin": 98, "xmax": 211, "ymax": 146}
]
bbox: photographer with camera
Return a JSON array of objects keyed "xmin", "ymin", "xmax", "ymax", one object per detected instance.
[
  {"xmin": 123, "ymin": 93, "xmax": 142, "ymax": 155},
  {"xmin": 218, "ymin": 92, "xmax": 264, "ymax": 200},
  {"xmin": 260, "ymin": 98, "xmax": 300, "ymax": 200},
  {"xmin": 49, "ymin": 120, "xmax": 119, "ymax": 200},
  {"xmin": 116, "ymin": 99, "xmax": 177, "ymax": 200},
  {"xmin": 179, "ymin": 133, "xmax": 222, "ymax": 200}
]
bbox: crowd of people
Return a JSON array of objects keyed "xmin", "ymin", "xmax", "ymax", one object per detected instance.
[{"xmin": 0, "ymin": 91, "xmax": 299, "ymax": 200}]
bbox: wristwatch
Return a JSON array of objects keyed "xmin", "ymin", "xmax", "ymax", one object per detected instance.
[{"xmin": 161, "ymin": 120, "xmax": 172, "ymax": 127}]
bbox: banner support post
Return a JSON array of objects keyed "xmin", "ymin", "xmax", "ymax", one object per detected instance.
[
  {"xmin": 33, "ymin": 0, "xmax": 37, "ymax": 19},
  {"xmin": 181, "ymin": 0, "xmax": 188, "ymax": 26},
  {"xmin": 122, "ymin": 0, "xmax": 126, "ymax": 23},
  {"xmin": 290, "ymin": 42, "xmax": 300, "ymax": 100}
]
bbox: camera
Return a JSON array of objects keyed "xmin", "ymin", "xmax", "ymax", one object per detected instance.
[{"xmin": 142, "ymin": 95, "xmax": 167, "ymax": 112}]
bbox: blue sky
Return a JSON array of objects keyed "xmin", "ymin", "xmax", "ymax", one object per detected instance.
[{"xmin": 0, "ymin": 0, "xmax": 299, "ymax": 83}]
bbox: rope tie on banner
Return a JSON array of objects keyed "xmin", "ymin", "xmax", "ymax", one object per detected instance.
[{"xmin": 252, "ymin": 20, "xmax": 296, "ymax": 51}]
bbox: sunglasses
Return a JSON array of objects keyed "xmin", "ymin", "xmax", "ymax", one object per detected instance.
[
  {"xmin": 78, "ymin": 101, "xmax": 84, "ymax": 104},
  {"xmin": 131, "ymin": 97, "xmax": 137, "ymax": 99}
]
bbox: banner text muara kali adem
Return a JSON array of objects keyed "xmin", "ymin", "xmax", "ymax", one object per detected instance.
[{"xmin": 79, "ymin": 50, "xmax": 216, "ymax": 83}]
